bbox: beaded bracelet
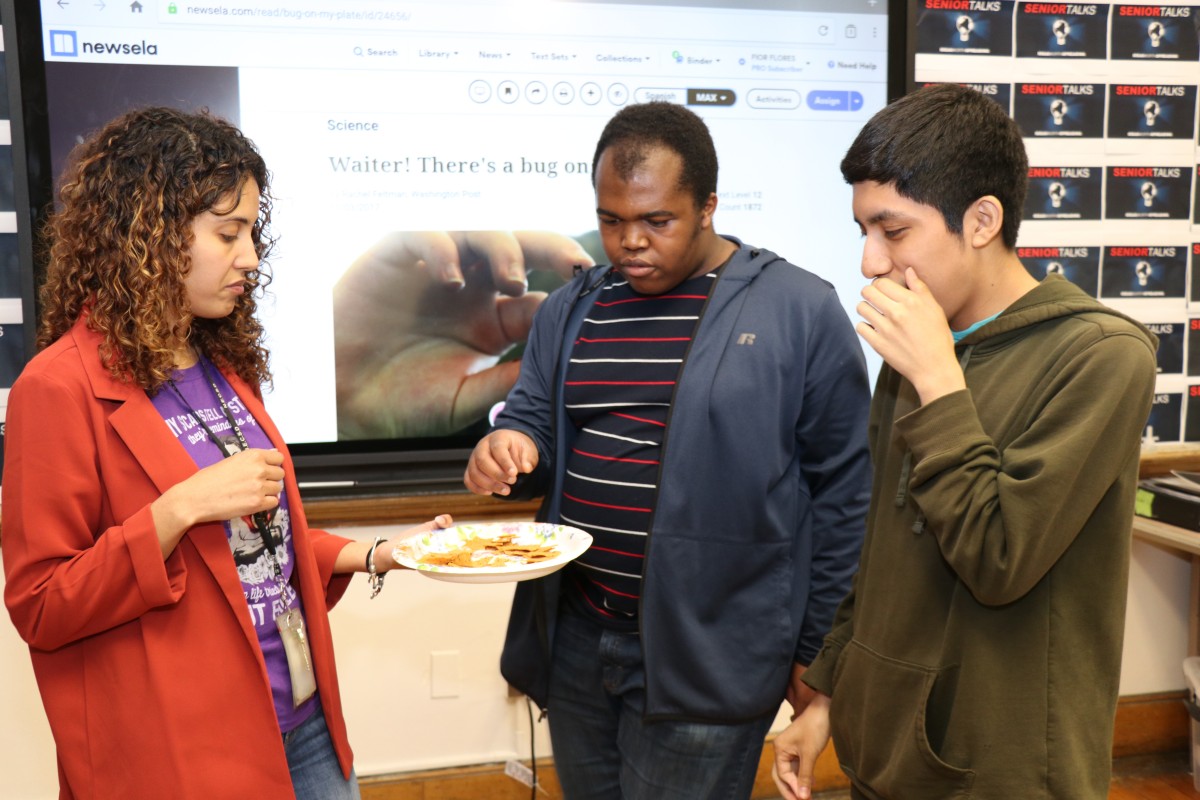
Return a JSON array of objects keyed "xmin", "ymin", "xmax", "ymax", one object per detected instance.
[{"xmin": 366, "ymin": 536, "xmax": 386, "ymax": 599}]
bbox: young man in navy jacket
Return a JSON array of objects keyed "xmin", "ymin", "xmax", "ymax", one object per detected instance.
[{"xmin": 465, "ymin": 101, "xmax": 871, "ymax": 800}]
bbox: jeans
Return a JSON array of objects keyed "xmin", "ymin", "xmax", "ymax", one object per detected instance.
[
  {"xmin": 283, "ymin": 708, "xmax": 361, "ymax": 800},
  {"xmin": 547, "ymin": 599, "xmax": 775, "ymax": 800}
]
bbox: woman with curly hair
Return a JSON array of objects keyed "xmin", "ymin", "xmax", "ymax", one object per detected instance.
[{"xmin": 1, "ymin": 106, "xmax": 450, "ymax": 799}]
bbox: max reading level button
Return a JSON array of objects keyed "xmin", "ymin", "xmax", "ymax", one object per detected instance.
[{"xmin": 688, "ymin": 88, "xmax": 736, "ymax": 106}]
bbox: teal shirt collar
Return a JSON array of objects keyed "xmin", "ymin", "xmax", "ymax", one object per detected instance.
[{"xmin": 952, "ymin": 312, "xmax": 1001, "ymax": 343}]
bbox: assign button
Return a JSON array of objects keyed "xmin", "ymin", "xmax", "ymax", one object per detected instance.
[{"xmin": 807, "ymin": 90, "xmax": 865, "ymax": 111}]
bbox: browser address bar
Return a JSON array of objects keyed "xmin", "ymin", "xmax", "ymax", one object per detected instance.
[
  {"xmin": 158, "ymin": 1, "xmax": 417, "ymax": 27},
  {"xmin": 154, "ymin": 0, "xmax": 841, "ymax": 45}
]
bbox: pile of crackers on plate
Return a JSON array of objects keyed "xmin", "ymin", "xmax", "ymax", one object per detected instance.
[{"xmin": 418, "ymin": 533, "xmax": 560, "ymax": 568}]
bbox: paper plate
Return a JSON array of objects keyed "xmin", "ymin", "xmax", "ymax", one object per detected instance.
[{"xmin": 393, "ymin": 521, "xmax": 592, "ymax": 584}]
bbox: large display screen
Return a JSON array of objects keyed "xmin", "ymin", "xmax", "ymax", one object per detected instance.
[{"xmin": 7, "ymin": 0, "xmax": 902, "ymax": 493}]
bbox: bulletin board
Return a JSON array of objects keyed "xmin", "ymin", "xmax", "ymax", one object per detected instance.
[{"xmin": 913, "ymin": 0, "xmax": 1200, "ymax": 443}]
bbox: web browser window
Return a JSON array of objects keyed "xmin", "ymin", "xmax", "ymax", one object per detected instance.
[{"xmin": 36, "ymin": 0, "xmax": 890, "ymax": 446}]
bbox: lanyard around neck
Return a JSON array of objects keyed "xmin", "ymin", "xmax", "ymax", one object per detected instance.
[{"xmin": 167, "ymin": 356, "xmax": 283, "ymax": 578}]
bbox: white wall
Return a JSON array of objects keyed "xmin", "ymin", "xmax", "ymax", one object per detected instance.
[
  {"xmin": 1121, "ymin": 537, "xmax": 1193, "ymax": 695},
  {"xmin": 327, "ymin": 522, "xmax": 546, "ymax": 776},
  {"xmin": 0, "ymin": 524, "xmax": 1191, "ymax": 799}
]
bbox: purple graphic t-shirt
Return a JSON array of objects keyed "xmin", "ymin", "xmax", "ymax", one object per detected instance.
[{"xmin": 150, "ymin": 357, "xmax": 318, "ymax": 732}]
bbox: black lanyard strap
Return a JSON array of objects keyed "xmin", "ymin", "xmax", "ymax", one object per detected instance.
[{"xmin": 167, "ymin": 356, "xmax": 282, "ymax": 579}]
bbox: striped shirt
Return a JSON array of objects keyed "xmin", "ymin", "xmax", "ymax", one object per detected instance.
[{"xmin": 560, "ymin": 269, "xmax": 718, "ymax": 627}]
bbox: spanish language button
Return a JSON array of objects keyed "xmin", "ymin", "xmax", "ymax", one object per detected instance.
[{"xmin": 634, "ymin": 87, "xmax": 686, "ymax": 104}]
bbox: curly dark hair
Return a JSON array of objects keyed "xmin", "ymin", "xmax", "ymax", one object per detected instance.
[
  {"xmin": 841, "ymin": 83, "xmax": 1029, "ymax": 250},
  {"xmin": 591, "ymin": 101, "xmax": 718, "ymax": 209},
  {"xmin": 37, "ymin": 106, "xmax": 276, "ymax": 391}
]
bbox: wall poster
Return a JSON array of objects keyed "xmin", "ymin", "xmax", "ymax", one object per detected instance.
[{"xmin": 915, "ymin": 0, "xmax": 1200, "ymax": 444}]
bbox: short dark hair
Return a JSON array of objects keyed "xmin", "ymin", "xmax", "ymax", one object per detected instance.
[
  {"xmin": 841, "ymin": 84, "xmax": 1028, "ymax": 249},
  {"xmin": 591, "ymin": 102, "xmax": 717, "ymax": 208}
]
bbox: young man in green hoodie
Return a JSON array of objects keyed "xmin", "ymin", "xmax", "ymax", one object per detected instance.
[{"xmin": 772, "ymin": 83, "xmax": 1159, "ymax": 800}]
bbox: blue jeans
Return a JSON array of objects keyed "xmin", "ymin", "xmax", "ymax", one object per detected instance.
[
  {"xmin": 283, "ymin": 708, "xmax": 361, "ymax": 800},
  {"xmin": 547, "ymin": 599, "xmax": 775, "ymax": 800}
]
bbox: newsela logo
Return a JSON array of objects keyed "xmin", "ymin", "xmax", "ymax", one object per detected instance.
[
  {"xmin": 49, "ymin": 29, "xmax": 159, "ymax": 57},
  {"xmin": 49, "ymin": 30, "xmax": 77, "ymax": 57}
]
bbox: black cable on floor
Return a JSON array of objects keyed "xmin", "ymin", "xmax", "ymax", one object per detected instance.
[{"xmin": 527, "ymin": 695, "xmax": 537, "ymax": 800}]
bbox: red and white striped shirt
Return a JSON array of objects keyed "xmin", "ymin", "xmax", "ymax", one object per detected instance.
[{"xmin": 560, "ymin": 270, "xmax": 718, "ymax": 626}]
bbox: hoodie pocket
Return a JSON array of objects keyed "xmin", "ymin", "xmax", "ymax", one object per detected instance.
[{"xmin": 830, "ymin": 640, "xmax": 975, "ymax": 799}]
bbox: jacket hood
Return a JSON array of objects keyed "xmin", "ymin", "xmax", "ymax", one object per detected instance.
[
  {"xmin": 957, "ymin": 273, "xmax": 1158, "ymax": 351},
  {"xmin": 712, "ymin": 235, "xmax": 783, "ymax": 284},
  {"xmin": 574, "ymin": 235, "xmax": 783, "ymax": 295}
]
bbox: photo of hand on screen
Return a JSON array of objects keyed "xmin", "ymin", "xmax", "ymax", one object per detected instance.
[{"xmin": 333, "ymin": 230, "xmax": 596, "ymax": 440}]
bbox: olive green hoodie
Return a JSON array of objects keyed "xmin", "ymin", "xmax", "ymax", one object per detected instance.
[{"xmin": 804, "ymin": 275, "xmax": 1158, "ymax": 799}]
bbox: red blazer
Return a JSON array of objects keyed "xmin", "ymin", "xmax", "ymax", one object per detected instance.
[{"xmin": 2, "ymin": 318, "xmax": 355, "ymax": 799}]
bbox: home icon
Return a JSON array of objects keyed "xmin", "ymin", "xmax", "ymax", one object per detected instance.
[{"xmin": 131, "ymin": 1, "xmax": 144, "ymax": 11}]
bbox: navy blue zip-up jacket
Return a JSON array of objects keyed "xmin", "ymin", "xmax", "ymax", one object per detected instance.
[{"xmin": 495, "ymin": 238, "xmax": 871, "ymax": 722}]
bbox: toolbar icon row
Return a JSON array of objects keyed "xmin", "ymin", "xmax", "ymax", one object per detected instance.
[{"xmin": 470, "ymin": 79, "xmax": 629, "ymax": 106}]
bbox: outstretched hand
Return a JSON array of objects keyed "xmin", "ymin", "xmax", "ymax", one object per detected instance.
[
  {"xmin": 463, "ymin": 428, "xmax": 539, "ymax": 496},
  {"xmin": 333, "ymin": 230, "xmax": 594, "ymax": 439},
  {"xmin": 379, "ymin": 514, "xmax": 455, "ymax": 571}
]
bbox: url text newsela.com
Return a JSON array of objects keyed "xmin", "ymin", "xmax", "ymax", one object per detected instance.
[{"xmin": 182, "ymin": 5, "xmax": 413, "ymax": 22}]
